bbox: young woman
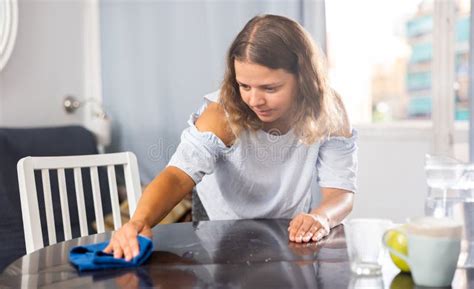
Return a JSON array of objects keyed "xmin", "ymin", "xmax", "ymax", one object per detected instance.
[{"xmin": 104, "ymin": 14, "xmax": 357, "ymax": 261}]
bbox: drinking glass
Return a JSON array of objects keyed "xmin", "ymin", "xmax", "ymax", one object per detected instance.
[{"xmin": 344, "ymin": 218, "xmax": 393, "ymax": 275}]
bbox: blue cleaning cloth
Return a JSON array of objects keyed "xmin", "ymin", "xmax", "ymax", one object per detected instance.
[{"xmin": 69, "ymin": 235, "xmax": 153, "ymax": 271}]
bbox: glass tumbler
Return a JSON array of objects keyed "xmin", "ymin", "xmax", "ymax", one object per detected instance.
[{"xmin": 344, "ymin": 218, "xmax": 393, "ymax": 276}]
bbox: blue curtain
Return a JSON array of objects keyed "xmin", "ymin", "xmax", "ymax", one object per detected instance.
[{"xmin": 100, "ymin": 0, "xmax": 326, "ymax": 184}]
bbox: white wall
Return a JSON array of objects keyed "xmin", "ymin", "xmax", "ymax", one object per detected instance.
[
  {"xmin": 352, "ymin": 122, "xmax": 469, "ymax": 223},
  {"xmin": 0, "ymin": 0, "xmax": 86, "ymax": 126}
]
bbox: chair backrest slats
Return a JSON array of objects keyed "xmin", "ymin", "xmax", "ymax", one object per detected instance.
[
  {"xmin": 41, "ymin": 169, "xmax": 57, "ymax": 245},
  {"xmin": 18, "ymin": 152, "xmax": 142, "ymax": 253},
  {"xmin": 107, "ymin": 165, "xmax": 122, "ymax": 230},
  {"xmin": 73, "ymin": 167, "xmax": 88, "ymax": 237},
  {"xmin": 57, "ymin": 168, "xmax": 72, "ymax": 241},
  {"xmin": 90, "ymin": 166, "xmax": 105, "ymax": 233}
]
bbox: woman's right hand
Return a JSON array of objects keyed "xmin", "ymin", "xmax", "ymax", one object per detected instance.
[{"xmin": 103, "ymin": 220, "xmax": 153, "ymax": 261}]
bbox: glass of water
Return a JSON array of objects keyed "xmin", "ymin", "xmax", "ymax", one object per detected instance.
[
  {"xmin": 344, "ymin": 218, "xmax": 393, "ymax": 276},
  {"xmin": 424, "ymin": 154, "xmax": 474, "ymax": 268},
  {"xmin": 424, "ymin": 154, "xmax": 465, "ymax": 217}
]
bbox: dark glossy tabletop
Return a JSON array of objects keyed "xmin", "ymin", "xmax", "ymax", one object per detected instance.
[{"xmin": 0, "ymin": 219, "xmax": 472, "ymax": 289}]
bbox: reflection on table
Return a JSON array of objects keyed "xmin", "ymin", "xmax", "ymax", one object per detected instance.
[{"xmin": 0, "ymin": 219, "xmax": 472, "ymax": 289}]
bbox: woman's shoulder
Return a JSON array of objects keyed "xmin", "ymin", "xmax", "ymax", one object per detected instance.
[{"xmin": 195, "ymin": 102, "xmax": 236, "ymax": 147}]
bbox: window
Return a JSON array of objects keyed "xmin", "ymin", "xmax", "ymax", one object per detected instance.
[{"xmin": 325, "ymin": 0, "xmax": 470, "ymax": 124}]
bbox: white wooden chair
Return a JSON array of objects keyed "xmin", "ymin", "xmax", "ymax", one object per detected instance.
[{"xmin": 17, "ymin": 152, "xmax": 142, "ymax": 253}]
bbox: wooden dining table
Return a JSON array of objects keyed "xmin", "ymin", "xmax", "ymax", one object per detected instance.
[{"xmin": 0, "ymin": 219, "xmax": 472, "ymax": 289}]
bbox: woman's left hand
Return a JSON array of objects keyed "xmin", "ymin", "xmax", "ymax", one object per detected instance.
[{"xmin": 288, "ymin": 213, "xmax": 330, "ymax": 243}]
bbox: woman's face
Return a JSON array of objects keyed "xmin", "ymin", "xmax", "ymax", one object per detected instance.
[{"xmin": 235, "ymin": 60, "xmax": 297, "ymax": 132}]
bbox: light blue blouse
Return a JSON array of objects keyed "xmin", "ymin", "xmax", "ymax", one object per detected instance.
[{"xmin": 168, "ymin": 90, "xmax": 358, "ymax": 220}]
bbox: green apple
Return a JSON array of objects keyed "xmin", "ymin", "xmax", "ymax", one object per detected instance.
[{"xmin": 385, "ymin": 226, "xmax": 410, "ymax": 272}]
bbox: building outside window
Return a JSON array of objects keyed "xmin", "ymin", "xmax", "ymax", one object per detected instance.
[
  {"xmin": 326, "ymin": 0, "xmax": 470, "ymax": 124},
  {"xmin": 405, "ymin": 0, "xmax": 470, "ymax": 120}
]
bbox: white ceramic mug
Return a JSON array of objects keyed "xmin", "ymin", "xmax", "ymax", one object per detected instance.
[{"xmin": 382, "ymin": 217, "xmax": 462, "ymax": 287}]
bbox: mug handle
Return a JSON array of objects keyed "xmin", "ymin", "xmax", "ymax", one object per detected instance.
[{"xmin": 382, "ymin": 229, "xmax": 411, "ymax": 266}]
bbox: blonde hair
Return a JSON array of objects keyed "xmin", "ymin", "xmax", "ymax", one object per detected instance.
[{"xmin": 220, "ymin": 14, "xmax": 346, "ymax": 144}]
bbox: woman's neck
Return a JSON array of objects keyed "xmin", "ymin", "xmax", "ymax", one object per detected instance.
[{"xmin": 261, "ymin": 119, "xmax": 291, "ymax": 135}]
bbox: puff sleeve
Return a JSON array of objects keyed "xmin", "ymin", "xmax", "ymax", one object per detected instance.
[
  {"xmin": 167, "ymin": 104, "xmax": 232, "ymax": 184},
  {"xmin": 316, "ymin": 129, "xmax": 358, "ymax": 193}
]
